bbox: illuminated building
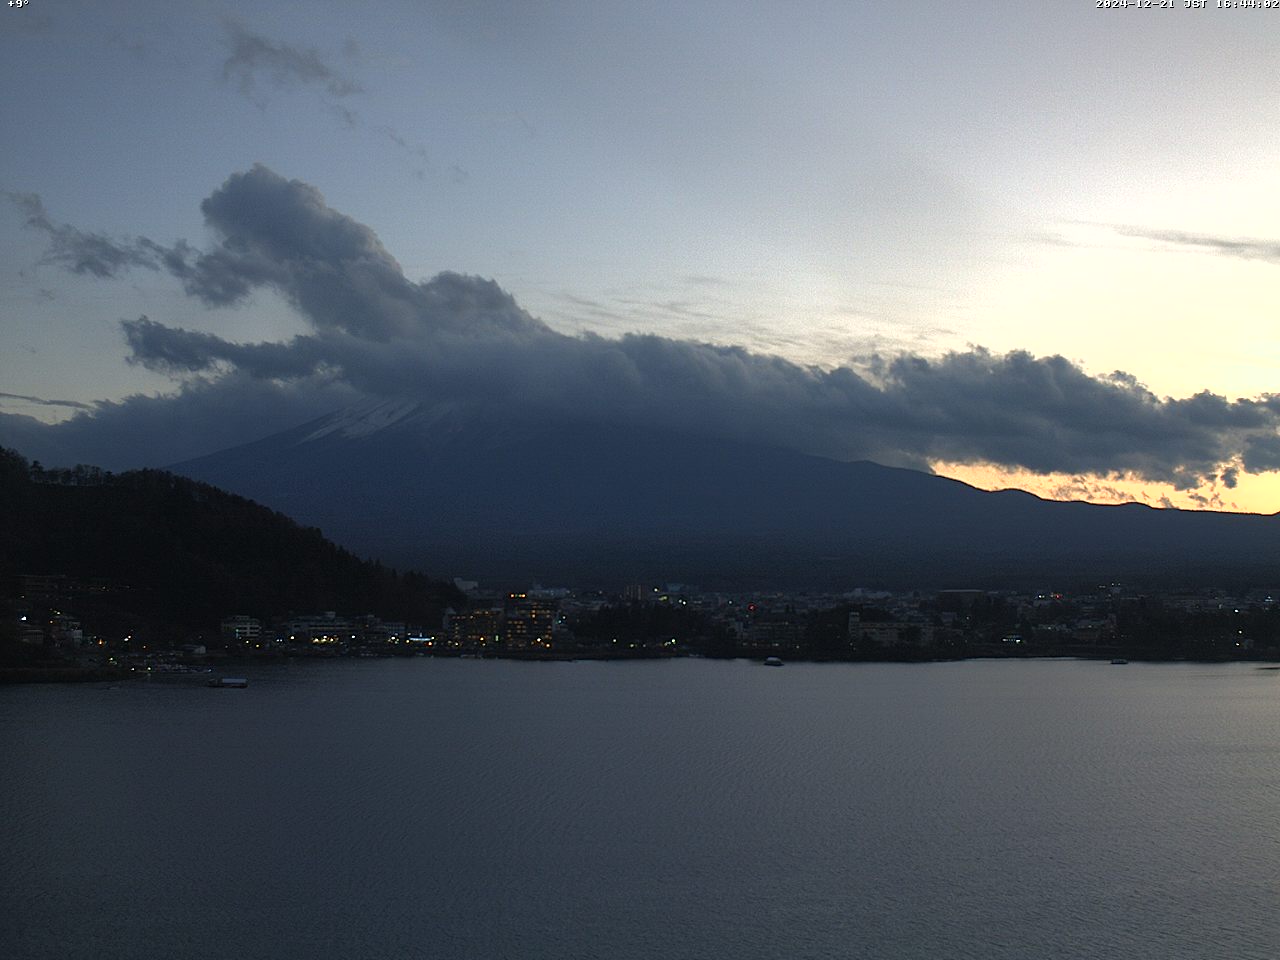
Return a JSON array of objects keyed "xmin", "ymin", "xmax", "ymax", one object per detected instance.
[
  {"xmin": 284, "ymin": 611, "xmax": 352, "ymax": 645},
  {"xmin": 448, "ymin": 606, "xmax": 503, "ymax": 649},
  {"xmin": 504, "ymin": 592, "xmax": 557, "ymax": 649}
]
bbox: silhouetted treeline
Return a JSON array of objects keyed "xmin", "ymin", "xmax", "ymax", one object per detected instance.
[
  {"xmin": 572, "ymin": 602, "xmax": 721, "ymax": 648},
  {"xmin": 1113, "ymin": 598, "xmax": 1280, "ymax": 658},
  {"xmin": 0, "ymin": 447, "xmax": 463, "ymax": 644},
  {"xmin": 563, "ymin": 591, "xmax": 1280, "ymax": 662}
]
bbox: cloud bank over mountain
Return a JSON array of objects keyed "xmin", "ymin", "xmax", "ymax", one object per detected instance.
[{"xmin": 7, "ymin": 165, "xmax": 1280, "ymax": 491}]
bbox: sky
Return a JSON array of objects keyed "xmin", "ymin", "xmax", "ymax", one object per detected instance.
[{"xmin": 3, "ymin": 0, "xmax": 1280, "ymax": 511}]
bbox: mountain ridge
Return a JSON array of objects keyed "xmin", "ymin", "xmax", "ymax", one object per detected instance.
[
  {"xmin": 168, "ymin": 400, "xmax": 1280, "ymax": 590},
  {"xmin": 0, "ymin": 446, "xmax": 462, "ymax": 645}
]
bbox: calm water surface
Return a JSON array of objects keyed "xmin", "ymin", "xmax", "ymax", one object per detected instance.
[{"xmin": 3, "ymin": 658, "xmax": 1278, "ymax": 959}]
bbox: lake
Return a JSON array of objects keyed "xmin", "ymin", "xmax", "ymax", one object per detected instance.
[{"xmin": 2, "ymin": 658, "xmax": 1278, "ymax": 959}]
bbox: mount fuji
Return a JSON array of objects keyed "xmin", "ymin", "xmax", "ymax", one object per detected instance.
[{"xmin": 171, "ymin": 398, "xmax": 1280, "ymax": 590}]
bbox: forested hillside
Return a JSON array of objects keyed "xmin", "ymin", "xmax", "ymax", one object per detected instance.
[{"xmin": 0, "ymin": 447, "xmax": 462, "ymax": 647}]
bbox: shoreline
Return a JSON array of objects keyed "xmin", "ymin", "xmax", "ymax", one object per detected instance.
[{"xmin": 6, "ymin": 651, "xmax": 1280, "ymax": 683}]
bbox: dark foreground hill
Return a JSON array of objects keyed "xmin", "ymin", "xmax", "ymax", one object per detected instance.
[
  {"xmin": 0, "ymin": 447, "xmax": 461, "ymax": 644},
  {"xmin": 171, "ymin": 400, "xmax": 1280, "ymax": 590}
]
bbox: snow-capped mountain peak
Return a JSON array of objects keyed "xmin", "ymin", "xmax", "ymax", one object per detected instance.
[{"xmin": 301, "ymin": 398, "xmax": 425, "ymax": 442}]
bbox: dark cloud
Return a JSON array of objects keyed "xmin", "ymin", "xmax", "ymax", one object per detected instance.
[
  {"xmin": 222, "ymin": 18, "xmax": 360, "ymax": 100},
  {"xmin": 172, "ymin": 166, "xmax": 545, "ymax": 340},
  {"xmin": 14, "ymin": 165, "xmax": 1280, "ymax": 493},
  {"xmin": 218, "ymin": 21, "xmax": 430, "ymax": 180},
  {"xmin": 854, "ymin": 352, "xmax": 1280, "ymax": 488},
  {"xmin": 0, "ymin": 392, "xmax": 92, "ymax": 411},
  {"xmin": 0, "ymin": 375, "xmax": 359, "ymax": 471},
  {"xmin": 7, "ymin": 193, "xmax": 164, "ymax": 278},
  {"xmin": 121, "ymin": 317, "xmax": 328, "ymax": 380},
  {"xmin": 1048, "ymin": 477, "xmax": 1143, "ymax": 506},
  {"xmin": 1185, "ymin": 489, "xmax": 1226, "ymax": 509},
  {"xmin": 1114, "ymin": 225, "xmax": 1280, "ymax": 264},
  {"xmin": 1242, "ymin": 433, "xmax": 1280, "ymax": 473},
  {"xmin": 381, "ymin": 125, "xmax": 431, "ymax": 167}
]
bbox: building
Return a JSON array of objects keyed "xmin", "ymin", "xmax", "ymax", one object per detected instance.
[
  {"xmin": 852, "ymin": 617, "xmax": 935, "ymax": 649},
  {"xmin": 284, "ymin": 612, "xmax": 353, "ymax": 646},
  {"xmin": 447, "ymin": 606, "xmax": 504, "ymax": 649},
  {"xmin": 504, "ymin": 592, "xmax": 557, "ymax": 649},
  {"xmin": 220, "ymin": 615, "xmax": 261, "ymax": 644}
]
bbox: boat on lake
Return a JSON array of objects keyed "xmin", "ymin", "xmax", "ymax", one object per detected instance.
[
  {"xmin": 764, "ymin": 656, "xmax": 784, "ymax": 667},
  {"xmin": 208, "ymin": 677, "xmax": 248, "ymax": 688}
]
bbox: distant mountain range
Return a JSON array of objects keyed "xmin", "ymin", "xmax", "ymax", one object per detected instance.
[{"xmin": 168, "ymin": 399, "xmax": 1280, "ymax": 590}]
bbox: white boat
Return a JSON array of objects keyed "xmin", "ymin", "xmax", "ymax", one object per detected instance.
[{"xmin": 763, "ymin": 656, "xmax": 784, "ymax": 667}]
